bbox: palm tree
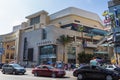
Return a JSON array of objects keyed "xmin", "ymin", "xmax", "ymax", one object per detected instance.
[
  {"xmin": 57, "ymin": 35, "xmax": 72, "ymax": 62},
  {"xmin": 77, "ymin": 25, "xmax": 85, "ymax": 52},
  {"xmin": 77, "ymin": 25, "xmax": 84, "ymax": 39}
]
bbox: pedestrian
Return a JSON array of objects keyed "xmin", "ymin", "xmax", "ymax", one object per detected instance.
[
  {"xmin": 64, "ymin": 64, "xmax": 68, "ymax": 70},
  {"xmin": 68, "ymin": 63, "xmax": 71, "ymax": 71},
  {"xmin": 90, "ymin": 57, "xmax": 98, "ymax": 69}
]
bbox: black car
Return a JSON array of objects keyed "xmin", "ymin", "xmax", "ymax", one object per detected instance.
[
  {"xmin": 1, "ymin": 63, "xmax": 26, "ymax": 75},
  {"xmin": 114, "ymin": 67, "xmax": 120, "ymax": 72},
  {"xmin": 73, "ymin": 65, "xmax": 120, "ymax": 80}
]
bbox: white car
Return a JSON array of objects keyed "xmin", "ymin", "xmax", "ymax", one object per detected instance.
[{"xmin": 103, "ymin": 64, "xmax": 116, "ymax": 70}]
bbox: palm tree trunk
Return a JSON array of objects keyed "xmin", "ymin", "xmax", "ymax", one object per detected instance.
[
  {"xmin": 63, "ymin": 45, "xmax": 65, "ymax": 63},
  {"xmin": 91, "ymin": 36, "xmax": 93, "ymax": 43},
  {"xmin": 81, "ymin": 31, "xmax": 85, "ymax": 53}
]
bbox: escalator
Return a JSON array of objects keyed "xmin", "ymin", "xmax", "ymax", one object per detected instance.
[{"xmin": 96, "ymin": 36, "xmax": 107, "ymax": 46}]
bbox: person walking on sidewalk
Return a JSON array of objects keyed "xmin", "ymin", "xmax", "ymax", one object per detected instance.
[{"xmin": 90, "ymin": 57, "xmax": 98, "ymax": 69}]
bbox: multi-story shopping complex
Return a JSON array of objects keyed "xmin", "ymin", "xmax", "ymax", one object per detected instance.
[
  {"xmin": 0, "ymin": 7, "xmax": 110, "ymax": 66},
  {"xmin": 107, "ymin": 0, "xmax": 120, "ymax": 64}
]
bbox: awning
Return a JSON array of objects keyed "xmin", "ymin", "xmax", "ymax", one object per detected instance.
[
  {"xmin": 100, "ymin": 44, "xmax": 109, "ymax": 46},
  {"xmin": 91, "ymin": 28, "xmax": 108, "ymax": 36},
  {"xmin": 85, "ymin": 33, "xmax": 96, "ymax": 37},
  {"xmin": 100, "ymin": 43, "xmax": 114, "ymax": 47},
  {"xmin": 40, "ymin": 54, "xmax": 56, "ymax": 58},
  {"xmin": 94, "ymin": 51, "xmax": 108, "ymax": 54}
]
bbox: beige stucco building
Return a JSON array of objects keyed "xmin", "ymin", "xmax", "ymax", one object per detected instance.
[
  {"xmin": 0, "ymin": 31, "xmax": 20, "ymax": 63},
  {"xmin": 0, "ymin": 7, "xmax": 112, "ymax": 66}
]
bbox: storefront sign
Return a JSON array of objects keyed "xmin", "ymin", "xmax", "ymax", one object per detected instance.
[{"xmin": 37, "ymin": 40, "xmax": 56, "ymax": 46}]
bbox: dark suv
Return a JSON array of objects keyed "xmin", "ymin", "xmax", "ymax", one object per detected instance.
[{"xmin": 1, "ymin": 63, "xmax": 26, "ymax": 75}]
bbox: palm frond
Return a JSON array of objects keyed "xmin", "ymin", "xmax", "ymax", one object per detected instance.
[{"xmin": 57, "ymin": 35, "xmax": 72, "ymax": 45}]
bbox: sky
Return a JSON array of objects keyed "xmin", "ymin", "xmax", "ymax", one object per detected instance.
[{"xmin": 0, "ymin": 0, "xmax": 109, "ymax": 35}]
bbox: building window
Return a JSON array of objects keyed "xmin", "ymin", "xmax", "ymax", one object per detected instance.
[
  {"xmin": 23, "ymin": 37, "xmax": 28, "ymax": 61},
  {"xmin": 6, "ymin": 53, "xmax": 9, "ymax": 59},
  {"xmin": 10, "ymin": 54, "xmax": 14, "ymax": 59},
  {"xmin": 39, "ymin": 45, "xmax": 57, "ymax": 64},
  {"xmin": 94, "ymin": 25, "xmax": 97, "ymax": 27},
  {"xmin": 42, "ymin": 29, "xmax": 47, "ymax": 40},
  {"xmin": 28, "ymin": 48, "xmax": 34, "ymax": 61},
  {"xmin": 74, "ymin": 20, "xmax": 80, "ymax": 23},
  {"xmin": 7, "ymin": 45, "xmax": 10, "ymax": 49},
  {"xmin": 30, "ymin": 16, "xmax": 40, "ymax": 25}
]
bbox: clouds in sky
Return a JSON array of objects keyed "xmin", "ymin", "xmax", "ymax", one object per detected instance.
[
  {"xmin": 86, "ymin": 0, "xmax": 92, "ymax": 3},
  {"xmin": 0, "ymin": 0, "xmax": 108, "ymax": 34}
]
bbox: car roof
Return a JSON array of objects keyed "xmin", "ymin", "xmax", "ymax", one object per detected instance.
[
  {"xmin": 9, "ymin": 63, "xmax": 18, "ymax": 65},
  {"xmin": 39, "ymin": 65, "xmax": 52, "ymax": 66}
]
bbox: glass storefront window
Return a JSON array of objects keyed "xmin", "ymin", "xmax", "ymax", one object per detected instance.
[
  {"xmin": 39, "ymin": 45, "xmax": 56, "ymax": 64},
  {"xmin": 67, "ymin": 46, "xmax": 76, "ymax": 64}
]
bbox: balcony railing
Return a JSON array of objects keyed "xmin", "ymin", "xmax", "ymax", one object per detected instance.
[{"xmin": 85, "ymin": 42, "xmax": 97, "ymax": 48}]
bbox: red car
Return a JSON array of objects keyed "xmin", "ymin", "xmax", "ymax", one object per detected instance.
[{"xmin": 32, "ymin": 65, "xmax": 66, "ymax": 78}]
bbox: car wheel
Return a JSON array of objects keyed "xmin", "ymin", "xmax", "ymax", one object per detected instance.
[
  {"xmin": 34, "ymin": 72, "xmax": 38, "ymax": 76},
  {"xmin": 2, "ymin": 70, "xmax": 5, "ymax": 74},
  {"xmin": 106, "ymin": 75, "xmax": 112, "ymax": 80},
  {"xmin": 13, "ymin": 71, "xmax": 17, "ymax": 75},
  {"xmin": 77, "ymin": 73, "xmax": 84, "ymax": 80},
  {"xmin": 52, "ymin": 73, "xmax": 56, "ymax": 78}
]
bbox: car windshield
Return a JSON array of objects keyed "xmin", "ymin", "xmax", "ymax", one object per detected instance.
[
  {"xmin": 11, "ymin": 64, "xmax": 21, "ymax": 67},
  {"xmin": 47, "ymin": 65, "xmax": 55, "ymax": 69},
  {"xmin": 78, "ymin": 65, "xmax": 105, "ymax": 70}
]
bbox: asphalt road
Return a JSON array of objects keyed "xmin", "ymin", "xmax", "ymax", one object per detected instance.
[{"xmin": 0, "ymin": 68, "xmax": 77, "ymax": 80}]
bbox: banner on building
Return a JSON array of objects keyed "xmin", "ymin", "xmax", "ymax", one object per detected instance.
[{"xmin": 0, "ymin": 48, "xmax": 4, "ymax": 55}]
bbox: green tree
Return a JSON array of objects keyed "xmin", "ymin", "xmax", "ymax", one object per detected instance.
[
  {"xmin": 77, "ymin": 25, "xmax": 84, "ymax": 39},
  {"xmin": 77, "ymin": 25, "xmax": 86, "ymax": 52},
  {"xmin": 77, "ymin": 51, "xmax": 94, "ymax": 63},
  {"xmin": 57, "ymin": 35, "xmax": 72, "ymax": 62}
]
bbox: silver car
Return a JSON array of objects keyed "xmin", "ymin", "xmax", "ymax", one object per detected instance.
[{"xmin": 1, "ymin": 63, "xmax": 26, "ymax": 75}]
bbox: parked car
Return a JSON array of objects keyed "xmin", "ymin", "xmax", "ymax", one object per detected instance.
[
  {"xmin": 32, "ymin": 65, "xmax": 66, "ymax": 78},
  {"xmin": 73, "ymin": 65, "xmax": 120, "ymax": 80},
  {"xmin": 102, "ymin": 64, "xmax": 117, "ymax": 70},
  {"xmin": 1, "ymin": 63, "xmax": 26, "ymax": 75},
  {"xmin": 114, "ymin": 66, "xmax": 120, "ymax": 73}
]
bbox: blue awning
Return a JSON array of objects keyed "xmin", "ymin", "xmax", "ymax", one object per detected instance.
[
  {"xmin": 85, "ymin": 33, "xmax": 96, "ymax": 37},
  {"xmin": 94, "ymin": 51, "xmax": 108, "ymax": 54},
  {"xmin": 91, "ymin": 29, "xmax": 108, "ymax": 36}
]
